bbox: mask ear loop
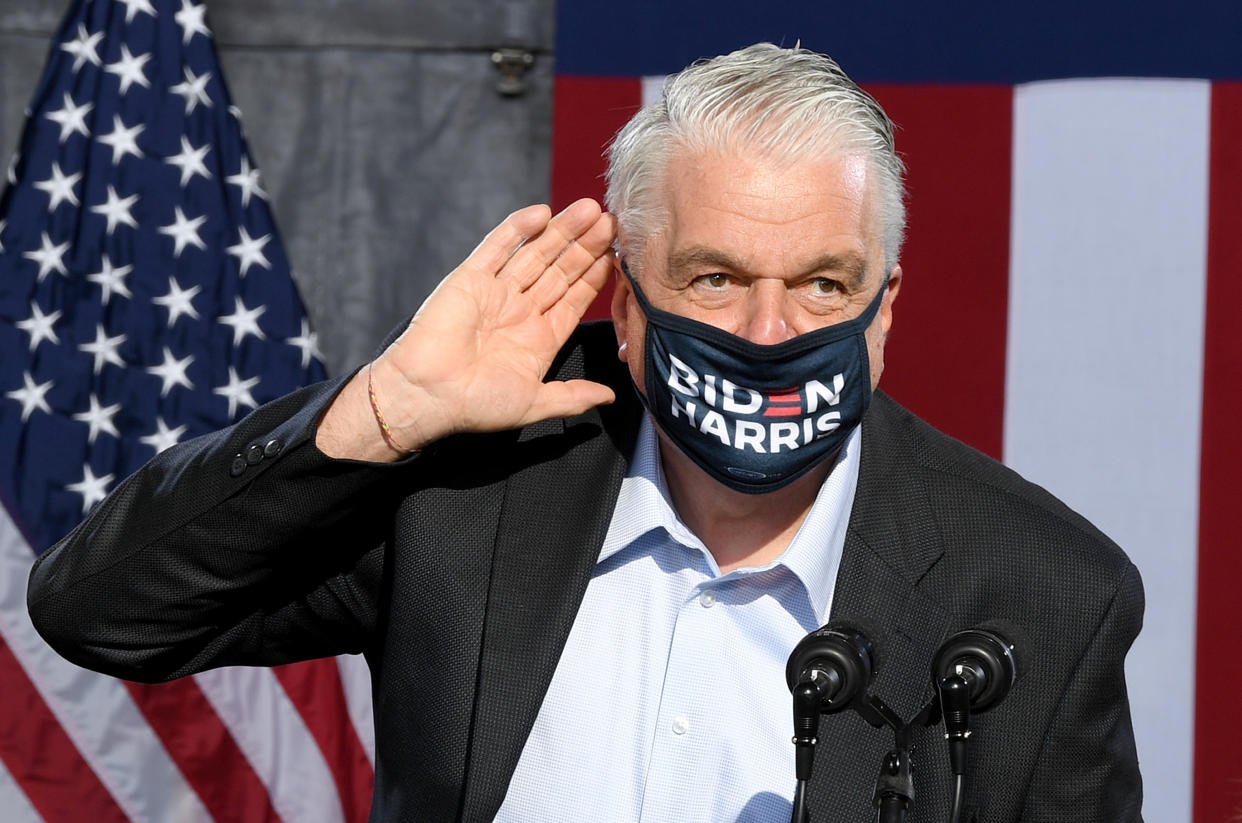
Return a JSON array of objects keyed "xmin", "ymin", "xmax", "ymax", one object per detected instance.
[{"xmin": 619, "ymin": 260, "xmax": 654, "ymax": 314}]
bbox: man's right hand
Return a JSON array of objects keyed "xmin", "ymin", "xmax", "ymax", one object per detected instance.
[{"xmin": 316, "ymin": 198, "xmax": 619, "ymax": 462}]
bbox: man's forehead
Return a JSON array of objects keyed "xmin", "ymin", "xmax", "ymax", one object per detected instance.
[
  {"xmin": 664, "ymin": 143, "xmax": 870, "ymax": 192},
  {"xmin": 631, "ymin": 148, "xmax": 881, "ymax": 277}
]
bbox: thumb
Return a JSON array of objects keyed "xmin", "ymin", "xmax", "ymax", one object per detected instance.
[{"xmin": 523, "ymin": 379, "xmax": 616, "ymax": 425}]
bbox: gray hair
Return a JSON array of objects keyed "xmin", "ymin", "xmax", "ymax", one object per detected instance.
[{"xmin": 605, "ymin": 43, "xmax": 906, "ymax": 272}]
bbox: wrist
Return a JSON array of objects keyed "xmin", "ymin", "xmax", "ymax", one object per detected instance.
[
  {"xmin": 367, "ymin": 362, "xmax": 417, "ymax": 455},
  {"xmin": 314, "ymin": 370, "xmax": 400, "ymax": 462},
  {"xmin": 316, "ymin": 360, "xmax": 442, "ymax": 462}
]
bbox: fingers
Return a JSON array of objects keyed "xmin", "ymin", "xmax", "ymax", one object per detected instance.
[
  {"xmin": 524, "ymin": 212, "xmax": 617, "ymax": 314},
  {"xmin": 460, "ymin": 200, "xmax": 613, "ymax": 303},
  {"xmin": 545, "ymin": 253, "xmax": 615, "ymax": 342},
  {"xmin": 465, "ymin": 204, "xmax": 554, "ymax": 275},
  {"xmin": 498, "ymin": 199, "xmax": 610, "ymax": 290}
]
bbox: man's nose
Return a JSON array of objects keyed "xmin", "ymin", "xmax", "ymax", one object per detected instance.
[{"xmin": 738, "ymin": 281, "xmax": 795, "ymax": 345}]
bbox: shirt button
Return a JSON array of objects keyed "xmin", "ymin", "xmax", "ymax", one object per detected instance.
[
  {"xmin": 245, "ymin": 444, "xmax": 264, "ymax": 465},
  {"xmin": 672, "ymin": 716, "xmax": 690, "ymax": 735},
  {"xmin": 699, "ymin": 590, "xmax": 717, "ymax": 608},
  {"xmin": 263, "ymin": 438, "xmax": 283, "ymax": 457},
  {"xmin": 229, "ymin": 454, "xmax": 247, "ymax": 477}
]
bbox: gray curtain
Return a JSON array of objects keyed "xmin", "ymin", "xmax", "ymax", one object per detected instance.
[{"xmin": 0, "ymin": 0, "xmax": 555, "ymax": 375}]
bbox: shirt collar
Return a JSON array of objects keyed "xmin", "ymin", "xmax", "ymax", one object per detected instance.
[
  {"xmin": 599, "ymin": 415, "xmax": 702, "ymax": 560},
  {"xmin": 600, "ymin": 414, "xmax": 861, "ymax": 625}
]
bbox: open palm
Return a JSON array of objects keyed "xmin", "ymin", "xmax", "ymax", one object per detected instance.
[{"xmin": 371, "ymin": 198, "xmax": 619, "ymax": 448}]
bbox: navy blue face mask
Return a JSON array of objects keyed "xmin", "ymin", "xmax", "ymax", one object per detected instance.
[{"xmin": 622, "ymin": 265, "xmax": 886, "ymax": 494}]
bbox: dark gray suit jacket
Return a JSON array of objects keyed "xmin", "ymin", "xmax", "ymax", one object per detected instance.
[{"xmin": 28, "ymin": 322, "xmax": 1143, "ymax": 822}]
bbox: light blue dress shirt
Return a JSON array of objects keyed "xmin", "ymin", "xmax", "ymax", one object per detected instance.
[{"xmin": 496, "ymin": 415, "xmax": 861, "ymax": 822}]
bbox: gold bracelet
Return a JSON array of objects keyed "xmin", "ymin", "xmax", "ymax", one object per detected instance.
[{"xmin": 367, "ymin": 362, "xmax": 415, "ymax": 454}]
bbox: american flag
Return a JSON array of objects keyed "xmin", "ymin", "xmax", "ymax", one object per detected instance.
[
  {"xmin": 0, "ymin": 0, "xmax": 374, "ymax": 820},
  {"xmin": 553, "ymin": 5, "xmax": 1242, "ymax": 822}
]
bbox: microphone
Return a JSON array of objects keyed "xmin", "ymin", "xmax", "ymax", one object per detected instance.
[
  {"xmin": 785, "ymin": 624, "xmax": 875, "ymax": 781},
  {"xmin": 931, "ymin": 626, "xmax": 1018, "ymax": 823},
  {"xmin": 785, "ymin": 623, "xmax": 876, "ymax": 823},
  {"xmin": 931, "ymin": 628, "xmax": 1018, "ymax": 718}
]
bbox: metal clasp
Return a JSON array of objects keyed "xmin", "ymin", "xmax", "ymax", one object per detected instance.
[{"xmin": 490, "ymin": 48, "xmax": 535, "ymax": 96}]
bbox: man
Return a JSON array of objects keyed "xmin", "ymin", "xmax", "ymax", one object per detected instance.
[{"xmin": 28, "ymin": 44, "xmax": 1142, "ymax": 821}]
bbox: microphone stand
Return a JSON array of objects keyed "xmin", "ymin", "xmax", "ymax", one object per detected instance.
[
  {"xmin": 853, "ymin": 695, "xmax": 927, "ymax": 823},
  {"xmin": 871, "ymin": 732, "xmax": 915, "ymax": 823}
]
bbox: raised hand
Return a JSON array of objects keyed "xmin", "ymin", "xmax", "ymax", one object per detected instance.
[{"xmin": 317, "ymin": 199, "xmax": 618, "ymax": 461}]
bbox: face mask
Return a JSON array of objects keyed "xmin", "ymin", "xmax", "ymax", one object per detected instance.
[{"xmin": 622, "ymin": 264, "xmax": 885, "ymax": 494}]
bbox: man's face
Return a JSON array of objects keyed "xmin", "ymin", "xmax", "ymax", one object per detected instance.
[{"xmin": 612, "ymin": 147, "xmax": 902, "ymax": 393}]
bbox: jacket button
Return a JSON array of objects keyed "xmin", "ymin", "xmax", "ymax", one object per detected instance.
[
  {"xmin": 263, "ymin": 438, "xmax": 283, "ymax": 458},
  {"xmin": 246, "ymin": 444, "xmax": 264, "ymax": 465},
  {"xmin": 229, "ymin": 455, "xmax": 247, "ymax": 477}
]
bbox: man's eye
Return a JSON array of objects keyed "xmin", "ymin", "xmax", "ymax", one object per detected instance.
[
  {"xmin": 699, "ymin": 273, "xmax": 729, "ymax": 288},
  {"xmin": 812, "ymin": 278, "xmax": 840, "ymax": 295}
]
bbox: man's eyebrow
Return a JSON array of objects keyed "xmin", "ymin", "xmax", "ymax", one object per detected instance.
[
  {"xmin": 667, "ymin": 246, "xmax": 869, "ymax": 287},
  {"xmin": 667, "ymin": 247, "xmax": 747, "ymax": 277},
  {"xmin": 802, "ymin": 252, "xmax": 868, "ymax": 288}
]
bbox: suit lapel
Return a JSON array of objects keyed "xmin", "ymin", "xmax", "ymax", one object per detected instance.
[
  {"xmin": 461, "ymin": 383, "xmax": 641, "ymax": 820},
  {"xmin": 811, "ymin": 392, "xmax": 955, "ymax": 816}
]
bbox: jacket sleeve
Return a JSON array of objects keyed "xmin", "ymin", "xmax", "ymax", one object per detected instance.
[
  {"xmin": 26, "ymin": 372, "xmax": 410, "ymax": 683},
  {"xmin": 1019, "ymin": 561, "xmax": 1145, "ymax": 822}
]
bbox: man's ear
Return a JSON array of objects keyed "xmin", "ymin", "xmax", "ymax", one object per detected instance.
[
  {"xmin": 881, "ymin": 264, "xmax": 902, "ymax": 338},
  {"xmin": 611, "ymin": 263, "xmax": 632, "ymax": 356}
]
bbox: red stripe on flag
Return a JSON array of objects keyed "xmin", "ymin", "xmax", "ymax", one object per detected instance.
[
  {"xmin": 274, "ymin": 659, "xmax": 374, "ymax": 823},
  {"xmin": 865, "ymin": 85, "xmax": 1013, "ymax": 459},
  {"xmin": 0, "ymin": 637, "xmax": 130, "ymax": 823},
  {"xmin": 1194, "ymin": 80, "xmax": 1242, "ymax": 823},
  {"xmin": 762, "ymin": 407, "xmax": 803, "ymax": 417},
  {"xmin": 126, "ymin": 679, "xmax": 283, "ymax": 823},
  {"xmin": 552, "ymin": 75, "xmax": 643, "ymax": 321},
  {"xmin": 766, "ymin": 393, "xmax": 801, "ymax": 403}
]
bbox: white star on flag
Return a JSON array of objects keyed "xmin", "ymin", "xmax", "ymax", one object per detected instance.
[
  {"xmin": 152, "ymin": 277, "xmax": 202, "ymax": 326},
  {"xmin": 286, "ymin": 319, "xmax": 324, "ymax": 369},
  {"xmin": 85, "ymin": 255, "xmax": 134, "ymax": 304},
  {"xmin": 15, "ymin": 305, "xmax": 62, "ymax": 352},
  {"xmin": 158, "ymin": 206, "xmax": 207, "ymax": 257},
  {"xmin": 139, "ymin": 417, "xmax": 189, "ymax": 455},
  {"xmin": 104, "ymin": 44, "xmax": 152, "ymax": 94},
  {"xmin": 227, "ymin": 227, "xmax": 271, "ymax": 276},
  {"xmin": 213, "ymin": 366, "xmax": 260, "ymax": 419},
  {"xmin": 65, "ymin": 465, "xmax": 113, "ymax": 514},
  {"xmin": 32, "ymin": 161, "xmax": 81, "ymax": 211},
  {"xmin": 174, "ymin": 0, "xmax": 211, "ymax": 44},
  {"xmin": 4, "ymin": 372, "xmax": 54, "ymax": 422},
  {"xmin": 170, "ymin": 66, "xmax": 212, "ymax": 113},
  {"xmin": 115, "ymin": 0, "xmax": 157, "ymax": 24},
  {"xmin": 22, "ymin": 231, "xmax": 70, "ymax": 281},
  {"xmin": 226, "ymin": 155, "xmax": 267, "ymax": 207},
  {"xmin": 60, "ymin": 23, "xmax": 103, "ymax": 72},
  {"xmin": 97, "ymin": 115, "xmax": 145, "ymax": 164},
  {"xmin": 145, "ymin": 347, "xmax": 195, "ymax": 396},
  {"xmin": 78, "ymin": 324, "xmax": 128, "ymax": 375},
  {"xmin": 71, "ymin": 395, "xmax": 123, "ymax": 444},
  {"xmin": 89, "ymin": 185, "xmax": 141, "ymax": 234},
  {"xmin": 219, "ymin": 295, "xmax": 267, "ymax": 345},
  {"xmin": 44, "ymin": 92, "xmax": 93, "ymax": 142},
  {"xmin": 165, "ymin": 135, "xmax": 211, "ymax": 186}
]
